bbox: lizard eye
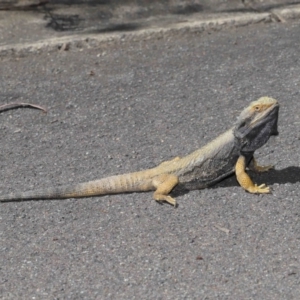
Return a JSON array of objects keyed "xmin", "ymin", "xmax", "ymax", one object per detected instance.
[{"xmin": 254, "ymin": 105, "xmax": 260, "ymax": 111}]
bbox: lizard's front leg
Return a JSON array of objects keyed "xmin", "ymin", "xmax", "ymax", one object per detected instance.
[
  {"xmin": 235, "ymin": 155, "xmax": 270, "ymax": 193},
  {"xmin": 152, "ymin": 174, "xmax": 179, "ymax": 206},
  {"xmin": 248, "ymin": 157, "xmax": 273, "ymax": 172}
]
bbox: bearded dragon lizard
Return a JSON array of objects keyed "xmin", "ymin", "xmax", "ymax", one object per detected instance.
[{"xmin": 0, "ymin": 97, "xmax": 279, "ymax": 206}]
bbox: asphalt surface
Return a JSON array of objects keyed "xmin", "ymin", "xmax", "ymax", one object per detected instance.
[
  {"xmin": 1, "ymin": 0, "xmax": 300, "ymax": 56},
  {"xmin": 1, "ymin": 15, "xmax": 300, "ymax": 300}
]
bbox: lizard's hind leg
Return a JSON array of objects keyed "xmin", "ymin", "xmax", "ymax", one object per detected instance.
[{"xmin": 152, "ymin": 174, "xmax": 179, "ymax": 206}]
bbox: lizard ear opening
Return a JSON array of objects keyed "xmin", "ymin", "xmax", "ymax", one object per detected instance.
[
  {"xmin": 238, "ymin": 121, "xmax": 246, "ymax": 128},
  {"xmin": 234, "ymin": 118, "xmax": 252, "ymax": 139}
]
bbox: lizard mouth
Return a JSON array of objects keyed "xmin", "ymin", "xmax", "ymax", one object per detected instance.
[{"xmin": 269, "ymin": 105, "xmax": 279, "ymax": 135}]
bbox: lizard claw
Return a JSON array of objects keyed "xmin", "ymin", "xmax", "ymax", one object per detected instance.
[
  {"xmin": 258, "ymin": 183, "xmax": 266, "ymax": 188},
  {"xmin": 164, "ymin": 196, "xmax": 177, "ymax": 207},
  {"xmin": 154, "ymin": 195, "xmax": 177, "ymax": 207},
  {"xmin": 249, "ymin": 183, "xmax": 270, "ymax": 194}
]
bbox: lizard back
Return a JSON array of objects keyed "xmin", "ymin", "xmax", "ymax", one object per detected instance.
[{"xmin": 175, "ymin": 129, "xmax": 239, "ymax": 190}]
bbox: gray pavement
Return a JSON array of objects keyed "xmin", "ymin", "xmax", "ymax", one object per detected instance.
[
  {"xmin": 1, "ymin": 2, "xmax": 300, "ymax": 299},
  {"xmin": 1, "ymin": 0, "xmax": 300, "ymax": 56}
]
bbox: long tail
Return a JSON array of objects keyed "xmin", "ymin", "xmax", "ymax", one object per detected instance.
[{"xmin": 0, "ymin": 172, "xmax": 154, "ymax": 202}]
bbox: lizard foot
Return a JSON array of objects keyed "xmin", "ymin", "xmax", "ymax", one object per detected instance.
[
  {"xmin": 248, "ymin": 183, "xmax": 270, "ymax": 194},
  {"xmin": 152, "ymin": 174, "xmax": 179, "ymax": 207},
  {"xmin": 154, "ymin": 194, "xmax": 177, "ymax": 207},
  {"xmin": 236, "ymin": 156, "xmax": 272, "ymax": 194},
  {"xmin": 253, "ymin": 164, "xmax": 274, "ymax": 172},
  {"xmin": 249, "ymin": 158, "xmax": 274, "ymax": 172}
]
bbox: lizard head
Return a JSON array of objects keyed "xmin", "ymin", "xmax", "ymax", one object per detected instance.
[{"xmin": 234, "ymin": 97, "xmax": 279, "ymax": 153}]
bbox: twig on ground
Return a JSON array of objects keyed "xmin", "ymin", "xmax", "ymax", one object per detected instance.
[{"xmin": 0, "ymin": 102, "xmax": 47, "ymax": 113}]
